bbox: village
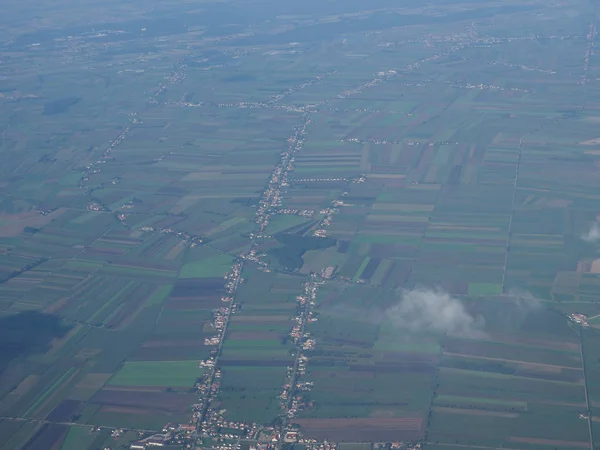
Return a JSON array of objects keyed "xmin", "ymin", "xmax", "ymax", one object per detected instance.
[
  {"xmin": 74, "ymin": 69, "xmax": 422, "ymax": 449},
  {"xmin": 69, "ymin": 40, "xmax": 448, "ymax": 450},
  {"xmin": 174, "ymin": 87, "xmax": 396, "ymax": 449}
]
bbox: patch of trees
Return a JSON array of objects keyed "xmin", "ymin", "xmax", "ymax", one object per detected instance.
[
  {"xmin": 269, "ymin": 233, "xmax": 336, "ymax": 271},
  {"xmin": 0, "ymin": 311, "xmax": 71, "ymax": 373},
  {"xmin": 43, "ymin": 96, "xmax": 80, "ymax": 115},
  {"xmin": 0, "ymin": 257, "xmax": 48, "ymax": 284},
  {"xmin": 447, "ymin": 358, "xmax": 515, "ymax": 375}
]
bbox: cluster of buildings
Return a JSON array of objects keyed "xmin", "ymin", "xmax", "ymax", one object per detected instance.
[
  {"xmin": 148, "ymin": 64, "xmax": 186, "ymax": 105},
  {"xmin": 136, "ymin": 226, "xmax": 203, "ymax": 247},
  {"xmin": 78, "ymin": 61, "xmax": 189, "ymax": 194},
  {"xmin": 76, "ymin": 104, "xmax": 130, "ymax": 187},
  {"xmin": 193, "ymin": 261, "xmax": 247, "ymax": 437},
  {"xmin": 450, "ymin": 81, "xmax": 534, "ymax": 94},
  {"xmin": 313, "ymin": 184, "xmax": 364, "ymax": 237},
  {"xmin": 181, "ymin": 114, "xmax": 314, "ymax": 446},
  {"xmin": 277, "ymin": 174, "xmax": 375, "ymax": 428},
  {"xmin": 314, "ymin": 207, "xmax": 338, "ymax": 237},
  {"xmin": 181, "ymin": 63, "xmax": 437, "ymax": 447},
  {"xmin": 569, "ymin": 313, "xmax": 589, "ymax": 327},
  {"xmin": 487, "ymin": 59, "xmax": 556, "ymax": 75},
  {"xmin": 278, "ymin": 208, "xmax": 315, "ymax": 216},
  {"xmin": 186, "ymin": 109, "xmax": 334, "ymax": 444},
  {"xmin": 343, "ymin": 137, "xmax": 401, "ymax": 145},
  {"xmin": 129, "ymin": 423, "xmax": 197, "ymax": 449},
  {"xmin": 173, "ymin": 99, "xmax": 307, "ymax": 114},
  {"xmin": 277, "ymin": 276, "xmax": 323, "ymax": 423},
  {"xmin": 582, "ymin": 22, "xmax": 596, "ymax": 85},
  {"xmin": 199, "ymin": 407, "xmax": 257, "ymax": 440},
  {"xmin": 320, "ymin": 266, "xmax": 336, "ymax": 280},
  {"xmin": 265, "ymin": 71, "xmax": 337, "ymax": 105},
  {"xmin": 1, "ymin": 92, "xmax": 39, "ymax": 101},
  {"xmin": 387, "ymin": 443, "xmax": 422, "ymax": 450},
  {"xmin": 337, "ymin": 70, "xmax": 396, "ymax": 99},
  {"xmin": 225, "ymin": 262, "xmax": 242, "ymax": 294},
  {"xmin": 302, "ymin": 338, "xmax": 317, "ymax": 350},
  {"xmin": 203, "ymin": 304, "xmax": 238, "ymax": 350},
  {"xmin": 87, "ymin": 202, "xmax": 104, "ymax": 211},
  {"xmin": 291, "ymin": 178, "xmax": 346, "ymax": 183},
  {"xmin": 130, "ymin": 434, "xmax": 169, "ymax": 449},
  {"xmin": 252, "ymin": 114, "xmax": 311, "ymax": 233},
  {"xmin": 101, "ymin": 126, "xmax": 130, "ymax": 160},
  {"xmin": 199, "ymin": 403, "xmax": 264, "ymax": 441},
  {"xmin": 170, "ymin": 70, "xmax": 336, "ymax": 114},
  {"xmin": 342, "ymin": 136, "xmax": 467, "ymax": 148}
]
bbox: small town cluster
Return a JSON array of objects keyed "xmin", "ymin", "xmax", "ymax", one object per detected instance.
[
  {"xmin": 76, "ymin": 51, "xmax": 480, "ymax": 450},
  {"xmin": 129, "ymin": 62, "xmax": 439, "ymax": 450}
]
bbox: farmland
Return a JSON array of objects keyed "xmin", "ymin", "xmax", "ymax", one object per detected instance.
[
  {"xmin": 2, "ymin": 0, "xmax": 600, "ymax": 449},
  {"xmin": 108, "ymin": 361, "xmax": 203, "ymax": 387}
]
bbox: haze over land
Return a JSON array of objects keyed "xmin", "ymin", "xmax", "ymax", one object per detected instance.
[{"xmin": 2, "ymin": 0, "xmax": 600, "ymax": 449}]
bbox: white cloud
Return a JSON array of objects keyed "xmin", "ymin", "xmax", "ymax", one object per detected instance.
[
  {"xmin": 505, "ymin": 288, "xmax": 542, "ymax": 311},
  {"xmin": 387, "ymin": 287, "xmax": 485, "ymax": 338},
  {"xmin": 581, "ymin": 223, "xmax": 600, "ymax": 243}
]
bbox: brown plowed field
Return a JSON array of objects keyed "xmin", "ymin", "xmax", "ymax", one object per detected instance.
[{"xmin": 432, "ymin": 406, "xmax": 518, "ymax": 418}]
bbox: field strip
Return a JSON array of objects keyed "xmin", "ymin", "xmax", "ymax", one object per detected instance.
[
  {"xmin": 424, "ymin": 442, "xmax": 521, "ymax": 450},
  {"xmin": 432, "ymin": 406, "xmax": 519, "ymax": 418},
  {"xmin": 442, "ymin": 351, "xmax": 582, "ymax": 370},
  {"xmin": 535, "ymin": 400, "xmax": 587, "ymax": 407},
  {"xmin": 507, "ymin": 437, "xmax": 590, "ymax": 448},
  {"xmin": 473, "ymin": 333, "xmax": 580, "ymax": 352},
  {"xmin": 0, "ymin": 415, "xmax": 159, "ymax": 433},
  {"xmin": 441, "ymin": 367, "xmax": 584, "ymax": 386}
]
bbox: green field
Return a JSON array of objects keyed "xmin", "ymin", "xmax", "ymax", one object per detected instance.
[
  {"xmin": 179, "ymin": 254, "xmax": 234, "ymax": 278},
  {"xmin": 108, "ymin": 361, "xmax": 203, "ymax": 387}
]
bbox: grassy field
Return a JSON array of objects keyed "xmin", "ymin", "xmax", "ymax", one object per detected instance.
[
  {"xmin": 179, "ymin": 254, "xmax": 234, "ymax": 279},
  {"xmin": 108, "ymin": 361, "xmax": 202, "ymax": 387}
]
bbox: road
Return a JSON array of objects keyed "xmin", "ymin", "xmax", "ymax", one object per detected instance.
[
  {"xmin": 500, "ymin": 130, "xmax": 533, "ymax": 294},
  {"xmin": 578, "ymin": 328, "xmax": 595, "ymax": 450}
]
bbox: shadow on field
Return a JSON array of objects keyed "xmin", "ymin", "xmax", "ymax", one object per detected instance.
[{"xmin": 0, "ymin": 311, "xmax": 71, "ymax": 375}]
